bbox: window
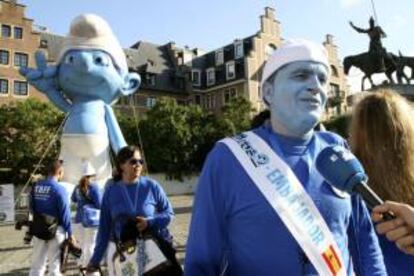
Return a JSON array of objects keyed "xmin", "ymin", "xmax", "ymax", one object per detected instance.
[
  {"xmin": 330, "ymin": 83, "xmax": 340, "ymax": 97},
  {"xmin": 234, "ymin": 41, "xmax": 244, "ymax": 59},
  {"xmin": 215, "ymin": 49, "xmax": 224, "ymax": 65},
  {"xmin": 2, "ymin": 24, "xmax": 11, "ymax": 38},
  {"xmin": 14, "ymin": 27, "xmax": 23, "ymax": 39},
  {"xmin": 145, "ymin": 74, "xmax": 156, "ymax": 86},
  {"xmin": 146, "ymin": 97, "xmax": 156, "ymax": 108},
  {"xmin": 330, "ymin": 65, "xmax": 339, "ymax": 77},
  {"xmin": 224, "ymin": 88, "xmax": 237, "ymax": 104},
  {"xmin": 206, "ymin": 94, "xmax": 211, "ymax": 109},
  {"xmin": 0, "ymin": 50, "xmax": 9, "ymax": 65},
  {"xmin": 14, "ymin": 80, "xmax": 28, "ymax": 96},
  {"xmin": 207, "ymin": 68, "xmax": 215, "ymax": 86},
  {"xmin": 14, "ymin": 52, "xmax": 28, "ymax": 67},
  {"xmin": 192, "ymin": 70, "xmax": 201, "ymax": 86},
  {"xmin": 265, "ymin": 44, "xmax": 277, "ymax": 59},
  {"xmin": 226, "ymin": 61, "xmax": 236, "ymax": 80},
  {"xmin": 0, "ymin": 79, "xmax": 8, "ymax": 95},
  {"xmin": 195, "ymin": 95, "xmax": 201, "ymax": 105}
]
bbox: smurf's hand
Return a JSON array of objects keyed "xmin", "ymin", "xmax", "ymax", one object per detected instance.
[{"xmin": 19, "ymin": 51, "xmax": 59, "ymax": 94}]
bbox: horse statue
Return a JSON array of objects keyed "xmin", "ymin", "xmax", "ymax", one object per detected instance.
[
  {"xmin": 396, "ymin": 51, "xmax": 414, "ymax": 84},
  {"xmin": 343, "ymin": 51, "xmax": 399, "ymax": 91}
]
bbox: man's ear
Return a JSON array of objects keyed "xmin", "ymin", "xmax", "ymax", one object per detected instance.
[
  {"xmin": 262, "ymin": 81, "xmax": 273, "ymax": 107},
  {"xmin": 121, "ymin": 72, "xmax": 141, "ymax": 96}
]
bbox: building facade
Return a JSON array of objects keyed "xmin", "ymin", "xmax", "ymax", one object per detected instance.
[
  {"xmin": 123, "ymin": 7, "xmax": 349, "ymax": 118},
  {"xmin": 0, "ymin": 0, "xmax": 46, "ymax": 105},
  {"xmin": 1, "ymin": 3, "xmax": 349, "ymax": 118}
]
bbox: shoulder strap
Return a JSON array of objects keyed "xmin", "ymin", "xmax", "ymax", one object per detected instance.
[{"xmin": 220, "ymin": 131, "xmax": 347, "ymax": 276}]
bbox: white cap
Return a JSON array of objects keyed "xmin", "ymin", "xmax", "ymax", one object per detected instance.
[
  {"xmin": 57, "ymin": 14, "xmax": 128, "ymax": 73},
  {"xmin": 81, "ymin": 161, "xmax": 96, "ymax": 177},
  {"xmin": 261, "ymin": 39, "xmax": 330, "ymax": 88}
]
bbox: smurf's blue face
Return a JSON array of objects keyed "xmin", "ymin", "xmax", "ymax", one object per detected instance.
[
  {"xmin": 58, "ymin": 50, "xmax": 126, "ymax": 103},
  {"xmin": 264, "ymin": 61, "xmax": 328, "ymax": 137}
]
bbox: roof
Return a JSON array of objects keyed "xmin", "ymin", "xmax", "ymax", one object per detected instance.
[{"xmin": 39, "ymin": 34, "xmax": 188, "ymax": 94}]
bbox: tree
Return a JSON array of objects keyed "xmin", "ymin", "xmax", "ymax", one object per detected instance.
[
  {"xmin": 0, "ymin": 99, "xmax": 64, "ymax": 185},
  {"xmin": 137, "ymin": 96, "xmax": 255, "ymax": 179},
  {"xmin": 221, "ymin": 96, "xmax": 256, "ymax": 132},
  {"xmin": 323, "ymin": 114, "xmax": 351, "ymax": 138},
  {"xmin": 139, "ymin": 98, "xmax": 203, "ymax": 179}
]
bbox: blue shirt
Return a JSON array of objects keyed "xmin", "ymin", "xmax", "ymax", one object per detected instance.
[
  {"xmin": 31, "ymin": 177, "xmax": 72, "ymax": 236},
  {"xmin": 378, "ymin": 234, "xmax": 414, "ymax": 275},
  {"xmin": 71, "ymin": 183, "xmax": 103, "ymax": 224},
  {"xmin": 90, "ymin": 176, "xmax": 174, "ymax": 265},
  {"xmin": 185, "ymin": 126, "xmax": 386, "ymax": 276}
]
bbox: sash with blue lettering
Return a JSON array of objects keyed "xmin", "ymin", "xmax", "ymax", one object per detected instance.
[{"xmin": 220, "ymin": 131, "xmax": 346, "ymax": 276}]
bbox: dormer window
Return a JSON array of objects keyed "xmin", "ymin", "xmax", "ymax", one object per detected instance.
[
  {"xmin": 226, "ymin": 61, "xmax": 235, "ymax": 80},
  {"xmin": 207, "ymin": 68, "xmax": 215, "ymax": 86},
  {"xmin": 234, "ymin": 41, "xmax": 244, "ymax": 59},
  {"xmin": 145, "ymin": 73, "xmax": 156, "ymax": 86},
  {"xmin": 215, "ymin": 49, "xmax": 224, "ymax": 65},
  {"xmin": 192, "ymin": 69, "xmax": 201, "ymax": 86}
]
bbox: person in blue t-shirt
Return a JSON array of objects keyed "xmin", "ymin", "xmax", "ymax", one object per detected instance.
[
  {"xmin": 29, "ymin": 160, "xmax": 77, "ymax": 276},
  {"xmin": 71, "ymin": 161, "xmax": 103, "ymax": 272},
  {"xmin": 350, "ymin": 89, "xmax": 414, "ymax": 275},
  {"xmin": 86, "ymin": 145, "xmax": 180, "ymax": 275},
  {"xmin": 185, "ymin": 39, "xmax": 386, "ymax": 276}
]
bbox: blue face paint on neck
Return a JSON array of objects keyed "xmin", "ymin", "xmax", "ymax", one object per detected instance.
[
  {"xmin": 58, "ymin": 50, "xmax": 126, "ymax": 104},
  {"xmin": 267, "ymin": 61, "xmax": 328, "ymax": 138}
]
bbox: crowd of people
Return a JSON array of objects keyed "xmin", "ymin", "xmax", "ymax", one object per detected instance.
[{"xmin": 24, "ymin": 38, "xmax": 414, "ymax": 276}]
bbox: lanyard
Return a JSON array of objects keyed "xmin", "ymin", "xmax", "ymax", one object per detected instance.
[{"xmin": 120, "ymin": 181, "xmax": 140, "ymax": 214}]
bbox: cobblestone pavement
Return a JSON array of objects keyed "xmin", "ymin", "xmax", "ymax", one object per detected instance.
[{"xmin": 0, "ymin": 194, "xmax": 193, "ymax": 275}]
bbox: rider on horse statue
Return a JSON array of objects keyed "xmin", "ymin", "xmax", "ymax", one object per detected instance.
[{"xmin": 349, "ymin": 17, "xmax": 388, "ymax": 71}]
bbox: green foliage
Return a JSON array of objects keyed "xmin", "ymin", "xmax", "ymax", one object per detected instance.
[
  {"xmin": 221, "ymin": 97, "xmax": 256, "ymax": 131},
  {"xmin": 135, "ymin": 96, "xmax": 254, "ymax": 180},
  {"xmin": 0, "ymin": 99, "xmax": 64, "ymax": 185},
  {"xmin": 0, "ymin": 96, "xmax": 255, "ymax": 183},
  {"xmin": 323, "ymin": 114, "xmax": 351, "ymax": 138}
]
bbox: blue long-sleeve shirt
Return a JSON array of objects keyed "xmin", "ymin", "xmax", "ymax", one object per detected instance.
[
  {"xmin": 185, "ymin": 125, "xmax": 386, "ymax": 276},
  {"xmin": 90, "ymin": 176, "xmax": 174, "ymax": 265},
  {"xmin": 377, "ymin": 234, "xmax": 414, "ymax": 275},
  {"xmin": 31, "ymin": 177, "xmax": 72, "ymax": 236},
  {"xmin": 71, "ymin": 183, "xmax": 103, "ymax": 224}
]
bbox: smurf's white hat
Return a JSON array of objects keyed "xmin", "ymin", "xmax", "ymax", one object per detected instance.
[
  {"xmin": 58, "ymin": 14, "xmax": 128, "ymax": 73},
  {"xmin": 261, "ymin": 39, "xmax": 330, "ymax": 88},
  {"xmin": 81, "ymin": 161, "xmax": 96, "ymax": 177}
]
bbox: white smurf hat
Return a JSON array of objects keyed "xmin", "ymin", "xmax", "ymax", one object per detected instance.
[
  {"xmin": 81, "ymin": 161, "xmax": 96, "ymax": 177},
  {"xmin": 57, "ymin": 14, "xmax": 128, "ymax": 73},
  {"xmin": 261, "ymin": 38, "xmax": 330, "ymax": 88}
]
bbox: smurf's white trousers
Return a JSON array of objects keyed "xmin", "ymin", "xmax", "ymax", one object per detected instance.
[{"xmin": 29, "ymin": 227, "xmax": 65, "ymax": 276}]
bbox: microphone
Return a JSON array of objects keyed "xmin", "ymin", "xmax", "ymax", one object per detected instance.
[{"xmin": 316, "ymin": 146, "xmax": 395, "ymax": 221}]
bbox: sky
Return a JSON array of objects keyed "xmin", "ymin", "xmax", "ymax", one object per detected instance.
[{"xmin": 19, "ymin": 0, "xmax": 414, "ymax": 92}]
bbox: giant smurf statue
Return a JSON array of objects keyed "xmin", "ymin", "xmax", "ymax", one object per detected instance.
[{"xmin": 20, "ymin": 14, "xmax": 140, "ymax": 186}]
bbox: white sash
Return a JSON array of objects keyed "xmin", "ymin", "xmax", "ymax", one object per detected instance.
[{"xmin": 221, "ymin": 131, "xmax": 346, "ymax": 276}]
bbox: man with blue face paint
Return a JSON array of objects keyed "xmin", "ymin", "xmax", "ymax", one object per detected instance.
[
  {"xmin": 185, "ymin": 39, "xmax": 386, "ymax": 275},
  {"xmin": 20, "ymin": 14, "xmax": 140, "ymax": 187}
]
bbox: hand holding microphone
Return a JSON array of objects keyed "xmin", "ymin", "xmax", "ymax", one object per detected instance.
[{"xmin": 372, "ymin": 201, "xmax": 414, "ymax": 255}]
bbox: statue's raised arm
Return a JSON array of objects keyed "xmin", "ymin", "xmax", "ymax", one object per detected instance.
[{"xmin": 349, "ymin": 21, "xmax": 369, "ymax": 33}]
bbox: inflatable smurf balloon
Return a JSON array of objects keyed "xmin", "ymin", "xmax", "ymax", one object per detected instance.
[{"xmin": 20, "ymin": 14, "xmax": 140, "ymax": 186}]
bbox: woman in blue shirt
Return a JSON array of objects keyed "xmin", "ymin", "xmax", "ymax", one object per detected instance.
[
  {"xmin": 86, "ymin": 145, "xmax": 179, "ymax": 275},
  {"xmin": 71, "ymin": 162, "xmax": 102, "ymax": 271}
]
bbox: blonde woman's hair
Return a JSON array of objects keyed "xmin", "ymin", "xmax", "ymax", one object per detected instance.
[{"xmin": 350, "ymin": 89, "xmax": 414, "ymax": 205}]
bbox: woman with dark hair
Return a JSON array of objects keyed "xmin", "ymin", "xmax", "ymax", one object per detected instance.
[
  {"xmin": 350, "ymin": 89, "xmax": 414, "ymax": 275},
  {"xmin": 86, "ymin": 145, "xmax": 179, "ymax": 275},
  {"xmin": 71, "ymin": 161, "xmax": 102, "ymax": 272}
]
